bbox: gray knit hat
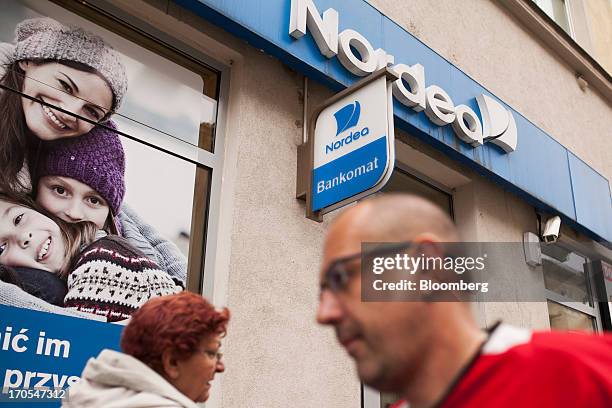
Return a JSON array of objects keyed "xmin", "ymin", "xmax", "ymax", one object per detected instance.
[{"xmin": 13, "ymin": 17, "xmax": 127, "ymax": 113}]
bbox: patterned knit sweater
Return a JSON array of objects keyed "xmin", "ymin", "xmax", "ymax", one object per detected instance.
[
  {"xmin": 117, "ymin": 205, "xmax": 187, "ymax": 285},
  {"xmin": 64, "ymin": 236, "xmax": 183, "ymax": 322}
]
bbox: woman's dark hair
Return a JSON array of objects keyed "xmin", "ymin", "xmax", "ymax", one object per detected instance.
[
  {"xmin": 0, "ymin": 191, "xmax": 98, "ymax": 278},
  {"xmin": 0, "ymin": 59, "xmax": 111, "ymax": 191},
  {"xmin": 0, "ymin": 61, "xmax": 31, "ymax": 191}
]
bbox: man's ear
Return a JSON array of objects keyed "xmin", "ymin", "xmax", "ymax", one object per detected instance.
[
  {"xmin": 413, "ymin": 233, "xmax": 445, "ymax": 259},
  {"xmin": 161, "ymin": 349, "xmax": 180, "ymax": 380}
]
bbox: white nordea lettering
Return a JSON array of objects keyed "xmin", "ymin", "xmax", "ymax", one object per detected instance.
[
  {"xmin": 289, "ymin": 0, "xmax": 516, "ymax": 153},
  {"xmin": 317, "ymin": 157, "xmax": 379, "ymax": 193}
]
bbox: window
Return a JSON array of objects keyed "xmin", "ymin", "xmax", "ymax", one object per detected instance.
[
  {"xmin": 547, "ymin": 300, "xmax": 596, "ymax": 331},
  {"xmin": 381, "ymin": 167, "xmax": 453, "ymax": 216},
  {"xmin": 532, "ymin": 0, "xmax": 573, "ymax": 35},
  {"xmin": 0, "ymin": 0, "xmax": 227, "ymax": 316},
  {"xmin": 541, "ymin": 242, "xmax": 602, "ymax": 331}
]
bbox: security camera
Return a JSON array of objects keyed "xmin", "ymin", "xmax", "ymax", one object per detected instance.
[{"xmin": 542, "ymin": 216, "xmax": 561, "ymax": 244}]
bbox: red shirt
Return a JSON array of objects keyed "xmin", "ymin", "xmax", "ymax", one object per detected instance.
[{"xmin": 391, "ymin": 324, "xmax": 612, "ymax": 408}]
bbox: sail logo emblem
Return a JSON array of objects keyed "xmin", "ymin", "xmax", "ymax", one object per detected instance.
[
  {"xmin": 334, "ymin": 101, "xmax": 361, "ymax": 136},
  {"xmin": 476, "ymin": 95, "xmax": 517, "ymax": 153},
  {"xmin": 327, "ymin": 100, "xmax": 370, "ymax": 154}
]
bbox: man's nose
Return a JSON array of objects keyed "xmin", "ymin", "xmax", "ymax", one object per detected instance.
[
  {"xmin": 316, "ymin": 290, "xmax": 344, "ymax": 325},
  {"xmin": 215, "ymin": 360, "xmax": 225, "ymax": 373}
]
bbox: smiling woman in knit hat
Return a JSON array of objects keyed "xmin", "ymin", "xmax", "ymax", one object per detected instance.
[
  {"xmin": 0, "ymin": 16, "xmax": 127, "ymax": 190},
  {"xmin": 33, "ymin": 120, "xmax": 125, "ymax": 234}
]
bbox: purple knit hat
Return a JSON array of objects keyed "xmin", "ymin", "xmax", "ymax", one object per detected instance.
[{"xmin": 35, "ymin": 121, "xmax": 125, "ymax": 215}]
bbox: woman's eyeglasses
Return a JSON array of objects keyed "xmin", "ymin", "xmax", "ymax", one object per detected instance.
[{"xmin": 198, "ymin": 349, "xmax": 223, "ymax": 361}]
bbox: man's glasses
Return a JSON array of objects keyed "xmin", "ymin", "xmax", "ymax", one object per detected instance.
[{"xmin": 320, "ymin": 241, "xmax": 415, "ymax": 293}]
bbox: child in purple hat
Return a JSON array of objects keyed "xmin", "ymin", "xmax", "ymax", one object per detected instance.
[
  {"xmin": 35, "ymin": 120, "xmax": 124, "ymax": 232},
  {"xmin": 32, "ymin": 122, "xmax": 187, "ymax": 284}
]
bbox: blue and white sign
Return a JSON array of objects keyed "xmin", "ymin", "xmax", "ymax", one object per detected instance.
[
  {"xmin": 181, "ymin": 0, "xmax": 612, "ymax": 241},
  {"xmin": 0, "ymin": 305, "xmax": 122, "ymax": 407},
  {"xmin": 312, "ymin": 72, "xmax": 395, "ymax": 212}
]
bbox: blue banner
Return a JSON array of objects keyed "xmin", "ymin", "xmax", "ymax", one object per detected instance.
[
  {"xmin": 0, "ymin": 305, "xmax": 122, "ymax": 407},
  {"xmin": 180, "ymin": 0, "xmax": 612, "ymax": 243}
]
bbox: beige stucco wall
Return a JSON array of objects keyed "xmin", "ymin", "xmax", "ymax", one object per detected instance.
[
  {"xmin": 214, "ymin": 46, "xmax": 361, "ymax": 407},
  {"xmin": 399, "ymin": 132, "xmax": 551, "ymax": 331},
  {"xmin": 123, "ymin": 0, "xmax": 608, "ymax": 407},
  {"xmin": 142, "ymin": 3, "xmax": 362, "ymax": 407},
  {"xmin": 584, "ymin": 0, "xmax": 612, "ymax": 75}
]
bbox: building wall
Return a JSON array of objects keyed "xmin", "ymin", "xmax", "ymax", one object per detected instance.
[
  {"xmin": 217, "ymin": 47, "xmax": 361, "ymax": 407},
  {"xmin": 367, "ymin": 0, "xmax": 612, "ymax": 183},
  {"xmin": 399, "ymin": 131, "xmax": 551, "ymax": 331},
  {"xmin": 584, "ymin": 0, "xmax": 612, "ymax": 74},
  {"xmin": 124, "ymin": 1, "xmax": 608, "ymax": 407},
  {"xmin": 134, "ymin": 2, "xmax": 362, "ymax": 406}
]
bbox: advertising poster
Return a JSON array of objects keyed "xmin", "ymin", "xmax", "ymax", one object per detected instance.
[{"xmin": 0, "ymin": 0, "xmax": 218, "ymax": 404}]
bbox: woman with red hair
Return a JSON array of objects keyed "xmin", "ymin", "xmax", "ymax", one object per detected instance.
[{"xmin": 63, "ymin": 292, "xmax": 230, "ymax": 408}]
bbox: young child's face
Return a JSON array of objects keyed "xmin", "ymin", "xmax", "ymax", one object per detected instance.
[
  {"xmin": 0, "ymin": 199, "xmax": 67, "ymax": 273},
  {"xmin": 36, "ymin": 176, "xmax": 110, "ymax": 229},
  {"xmin": 18, "ymin": 61, "xmax": 113, "ymax": 140}
]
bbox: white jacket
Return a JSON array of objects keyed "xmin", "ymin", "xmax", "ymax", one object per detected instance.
[{"xmin": 62, "ymin": 349, "xmax": 199, "ymax": 408}]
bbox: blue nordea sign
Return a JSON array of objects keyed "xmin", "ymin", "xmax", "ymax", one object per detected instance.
[
  {"xmin": 180, "ymin": 0, "xmax": 612, "ymax": 241},
  {"xmin": 311, "ymin": 72, "xmax": 394, "ymax": 212}
]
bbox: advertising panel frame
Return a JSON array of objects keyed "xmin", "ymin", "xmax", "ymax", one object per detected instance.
[{"xmin": 51, "ymin": 0, "xmax": 232, "ymax": 299}]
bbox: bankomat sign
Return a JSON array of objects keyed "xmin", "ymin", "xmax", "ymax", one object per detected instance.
[
  {"xmin": 289, "ymin": 0, "xmax": 517, "ymax": 153},
  {"xmin": 311, "ymin": 72, "xmax": 395, "ymax": 212}
]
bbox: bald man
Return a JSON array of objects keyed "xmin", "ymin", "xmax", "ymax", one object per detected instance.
[{"xmin": 316, "ymin": 194, "xmax": 612, "ymax": 408}]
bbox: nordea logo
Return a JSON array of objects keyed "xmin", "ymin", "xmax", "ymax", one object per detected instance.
[
  {"xmin": 334, "ymin": 101, "xmax": 361, "ymax": 135},
  {"xmin": 327, "ymin": 101, "xmax": 369, "ymax": 155}
]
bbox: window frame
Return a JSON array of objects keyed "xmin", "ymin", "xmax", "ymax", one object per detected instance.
[
  {"xmin": 542, "ymin": 239, "xmax": 604, "ymax": 332},
  {"xmin": 50, "ymin": 0, "xmax": 231, "ymax": 297},
  {"xmin": 532, "ymin": 0, "xmax": 575, "ymax": 37},
  {"xmin": 498, "ymin": 0, "xmax": 612, "ymax": 103},
  {"xmin": 392, "ymin": 163, "xmax": 455, "ymax": 219}
]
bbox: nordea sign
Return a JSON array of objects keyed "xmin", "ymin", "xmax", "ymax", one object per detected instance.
[
  {"xmin": 289, "ymin": 0, "xmax": 517, "ymax": 153},
  {"xmin": 311, "ymin": 71, "xmax": 395, "ymax": 213}
]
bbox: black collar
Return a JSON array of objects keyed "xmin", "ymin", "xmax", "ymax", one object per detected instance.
[{"xmin": 431, "ymin": 321, "xmax": 502, "ymax": 408}]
